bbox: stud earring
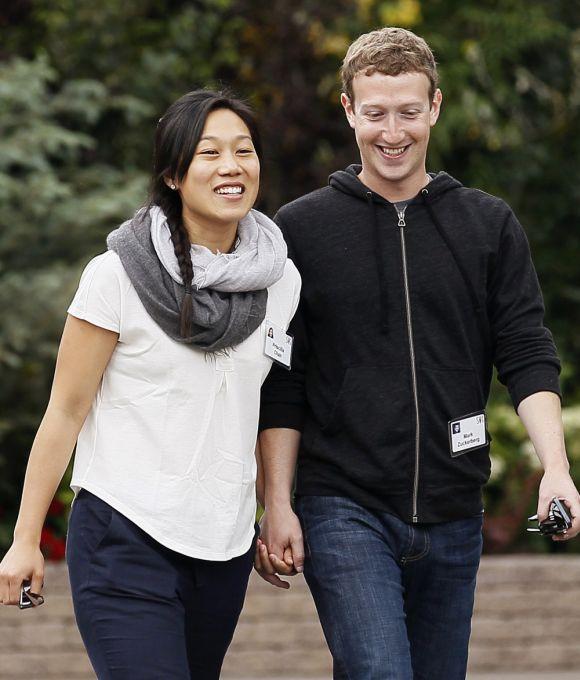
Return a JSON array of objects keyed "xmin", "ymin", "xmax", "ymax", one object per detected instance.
[{"xmin": 170, "ymin": 183, "xmax": 176, "ymax": 190}]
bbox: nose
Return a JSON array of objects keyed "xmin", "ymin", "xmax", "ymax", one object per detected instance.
[
  {"xmin": 218, "ymin": 150, "xmax": 242, "ymax": 175},
  {"xmin": 381, "ymin": 115, "xmax": 405, "ymax": 145}
]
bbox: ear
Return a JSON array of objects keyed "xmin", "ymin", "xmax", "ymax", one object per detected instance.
[
  {"xmin": 429, "ymin": 89, "xmax": 443, "ymax": 127},
  {"xmin": 341, "ymin": 93, "xmax": 356, "ymax": 129},
  {"xmin": 164, "ymin": 176, "xmax": 178, "ymax": 190}
]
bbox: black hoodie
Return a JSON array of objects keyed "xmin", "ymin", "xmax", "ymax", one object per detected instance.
[{"xmin": 260, "ymin": 166, "xmax": 561, "ymax": 523}]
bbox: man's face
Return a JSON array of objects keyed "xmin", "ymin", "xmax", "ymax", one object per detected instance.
[{"xmin": 341, "ymin": 71, "xmax": 442, "ymax": 199}]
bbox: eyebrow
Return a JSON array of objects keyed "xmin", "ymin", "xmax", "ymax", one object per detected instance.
[
  {"xmin": 360, "ymin": 101, "xmax": 425, "ymax": 110},
  {"xmin": 199, "ymin": 134, "xmax": 253, "ymax": 142}
]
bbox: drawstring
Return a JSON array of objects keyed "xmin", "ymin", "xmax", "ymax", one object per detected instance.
[{"xmin": 366, "ymin": 191, "xmax": 389, "ymax": 333}]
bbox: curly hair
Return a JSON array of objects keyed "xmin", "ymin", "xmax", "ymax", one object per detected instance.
[{"xmin": 341, "ymin": 27, "xmax": 439, "ymax": 103}]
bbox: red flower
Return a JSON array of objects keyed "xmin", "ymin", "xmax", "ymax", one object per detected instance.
[
  {"xmin": 40, "ymin": 527, "xmax": 66, "ymax": 561},
  {"xmin": 47, "ymin": 499, "xmax": 66, "ymax": 517}
]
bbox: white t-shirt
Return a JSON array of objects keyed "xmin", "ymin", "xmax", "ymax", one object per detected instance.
[{"xmin": 68, "ymin": 250, "xmax": 301, "ymax": 560}]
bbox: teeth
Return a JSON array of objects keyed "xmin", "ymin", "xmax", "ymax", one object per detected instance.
[
  {"xmin": 215, "ymin": 186, "xmax": 243, "ymax": 194},
  {"xmin": 381, "ymin": 146, "xmax": 406, "ymax": 157}
]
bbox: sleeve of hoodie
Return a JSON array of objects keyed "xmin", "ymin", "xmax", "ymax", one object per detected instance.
[
  {"xmin": 259, "ymin": 210, "xmax": 308, "ymax": 432},
  {"xmin": 488, "ymin": 207, "xmax": 561, "ymax": 410}
]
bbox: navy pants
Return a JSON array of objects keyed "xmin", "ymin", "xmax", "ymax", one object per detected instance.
[
  {"xmin": 66, "ymin": 490, "xmax": 255, "ymax": 679},
  {"xmin": 296, "ymin": 495, "xmax": 483, "ymax": 680}
]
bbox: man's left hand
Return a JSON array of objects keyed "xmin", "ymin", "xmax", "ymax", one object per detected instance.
[{"xmin": 537, "ymin": 470, "xmax": 580, "ymax": 541}]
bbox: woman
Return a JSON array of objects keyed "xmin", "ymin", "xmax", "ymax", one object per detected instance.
[{"xmin": 0, "ymin": 89, "xmax": 300, "ymax": 678}]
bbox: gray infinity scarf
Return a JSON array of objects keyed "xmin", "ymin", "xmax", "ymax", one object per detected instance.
[{"xmin": 106, "ymin": 206, "xmax": 287, "ymax": 352}]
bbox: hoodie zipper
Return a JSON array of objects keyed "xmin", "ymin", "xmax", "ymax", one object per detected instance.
[{"xmin": 396, "ymin": 206, "xmax": 421, "ymax": 523}]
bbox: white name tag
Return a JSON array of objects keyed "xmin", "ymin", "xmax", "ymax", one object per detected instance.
[
  {"xmin": 448, "ymin": 411, "xmax": 488, "ymax": 457},
  {"xmin": 264, "ymin": 320, "xmax": 293, "ymax": 370}
]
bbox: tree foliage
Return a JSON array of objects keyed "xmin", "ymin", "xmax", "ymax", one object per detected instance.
[{"xmin": 0, "ymin": 53, "xmax": 149, "ymax": 546}]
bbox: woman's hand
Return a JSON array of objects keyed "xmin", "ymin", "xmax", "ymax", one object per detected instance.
[
  {"xmin": 254, "ymin": 507, "xmax": 304, "ymax": 589},
  {"xmin": 0, "ymin": 540, "xmax": 45, "ymax": 606}
]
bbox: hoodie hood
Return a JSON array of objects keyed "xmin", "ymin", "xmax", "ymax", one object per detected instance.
[{"xmin": 329, "ymin": 164, "xmax": 462, "ymax": 204}]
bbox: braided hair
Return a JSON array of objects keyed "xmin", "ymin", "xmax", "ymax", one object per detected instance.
[{"xmin": 149, "ymin": 89, "xmax": 262, "ymax": 337}]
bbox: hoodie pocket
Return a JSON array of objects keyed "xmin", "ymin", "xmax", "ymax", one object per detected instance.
[
  {"xmin": 319, "ymin": 365, "xmax": 413, "ymax": 482},
  {"xmin": 419, "ymin": 365, "xmax": 490, "ymax": 485}
]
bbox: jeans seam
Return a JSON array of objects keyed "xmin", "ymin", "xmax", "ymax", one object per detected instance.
[
  {"xmin": 83, "ymin": 610, "xmax": 116, "ymax": 680},
  {"xmin": 403, "ymin": 529, "xmax": 430, "ymax": 563},
  {"xmin": 399, "ymin": 524, "xmax": 414, "ymax": 565}
]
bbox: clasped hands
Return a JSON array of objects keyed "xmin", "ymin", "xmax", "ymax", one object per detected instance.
[{"xmin": 254, "ymin": 506, "xmax": 305, "ymax": 589}]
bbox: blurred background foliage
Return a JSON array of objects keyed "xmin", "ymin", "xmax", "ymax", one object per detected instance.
[{"xmin": 0, "ymin": 0, "xmax": 579, "ymax": 554}]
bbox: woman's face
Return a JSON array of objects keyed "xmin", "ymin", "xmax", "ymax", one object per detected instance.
[{"xmin": 175, "ymin": 108, "xmax": 260, "ymax": 232}]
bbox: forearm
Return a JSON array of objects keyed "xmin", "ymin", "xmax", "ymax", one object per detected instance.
[
  {"xmin": 259, "ymin": 427, "xmax": 301, "ymax": 510},
  {"xmin": 13, "ymin": 405, "xmax": 85, "ymax": 545},
  {"xmin": 255, "ymin": 440, "xmax": 265, "ymax": 508},
  {"xmin": 517, "ymin": 391, "xmax": 569, "ymax": 472}
]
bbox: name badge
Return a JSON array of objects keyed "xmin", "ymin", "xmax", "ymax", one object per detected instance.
[
  {"xmin": 264, "ymin": 320, "xmax": 293, "ymax": 370},
  {"xmin": 448, "ymin": 411, "xmax": 488, "ymax": 457}
]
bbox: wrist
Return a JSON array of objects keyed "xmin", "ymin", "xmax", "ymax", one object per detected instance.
[
  {"xmin": 542, "ymin": 457, "xmax": 570, "ymax": 475},
  {"xmin": 13, "ymin": 525, "xmax": 42, "ymax": 547},
  {"xmin": 13, "ymin": 533, "xmax": 42, "ymax": 549},
  {"xmin": 264, "ymin": 493, "xmax": 293, "ymax": 512}
]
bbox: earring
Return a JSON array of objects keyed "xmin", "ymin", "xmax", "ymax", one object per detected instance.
[{"xmin": 170, "ymin": 183, "xmax": 176, "ymax": 190}]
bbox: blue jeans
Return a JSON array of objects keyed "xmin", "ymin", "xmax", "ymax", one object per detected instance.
[
  {"xmin": 296, "ymin": 495, "xmax": 483, "ymax": 680},
  {"xmin": 66, "ymin": 490, "xmax": 256, "ymax": 679}
]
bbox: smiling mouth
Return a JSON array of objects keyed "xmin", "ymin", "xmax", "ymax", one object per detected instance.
[
  {"xmin": 378, "ymin": 145, "xmax": 410, "ymax": 158},
  {"xmin": 214, "ymin": 185, "xmax": 245, "ymax": 195}
]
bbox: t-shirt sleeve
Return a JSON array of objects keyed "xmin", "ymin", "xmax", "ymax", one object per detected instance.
[{"xmin": 67, "ymin": 251, "xmax": 124, "ymax": 334}]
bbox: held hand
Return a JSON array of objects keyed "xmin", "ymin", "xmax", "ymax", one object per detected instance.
[
  {"xmin": 537, "ymin": 470, "xmax": 580, "ymax": 541},
  {"xmin": 0, "ymin": 541, "xmax": 44, "ymax": 606},
  {"xmin": 253, "ymin": 506, "xmax": 305, "ymax": 588},
  {"xmin": 261, "ymin": 505, "xmax": 304, "ymax": 574},
  {"xmin": 254, "ymin": 538, "xmax": 294, "ymax": 589}
]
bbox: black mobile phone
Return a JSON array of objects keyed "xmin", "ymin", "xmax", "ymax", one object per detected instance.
[
  {"xmin": 18, "ymin": 579, "xmax": 44, "ymax": 610},
  {"xmin": 527, "ymin": 498, "xmax": 573, "ymax": 536},
  {"xmin": 551, "ymin": 498, "xmax": 572, "ymax": 529}
]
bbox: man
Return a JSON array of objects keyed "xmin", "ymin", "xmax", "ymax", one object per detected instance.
[{"xmin": 255, "ymin": 27, "xmax": 580, "ymax": 680}]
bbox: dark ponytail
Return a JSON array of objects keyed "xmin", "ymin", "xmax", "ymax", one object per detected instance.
[{"xmin": 149, "ymin": 89, "xmax": 262, "ymax": 338}]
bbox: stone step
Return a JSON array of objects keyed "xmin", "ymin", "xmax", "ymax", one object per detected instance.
[
  {"xmin": 0, "ymin": 556, "xmax": 579, "ymax": 678},
  {"xmin": 0, "ymin": 652, "xmax": 94, "ymax": 677}
]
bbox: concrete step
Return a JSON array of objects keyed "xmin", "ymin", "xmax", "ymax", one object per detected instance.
[
  {"xmin": 225, "ymin": 676, "xmax": 580, "ymax": 680},
  {"xmin": 1, "ymin": 558, "xmax": 579, "ymax": 678}
]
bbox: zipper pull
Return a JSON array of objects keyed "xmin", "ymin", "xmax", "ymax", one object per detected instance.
[{"xmin": 397, "ymin": 211, "xmax": 406, "ymax": 227}]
